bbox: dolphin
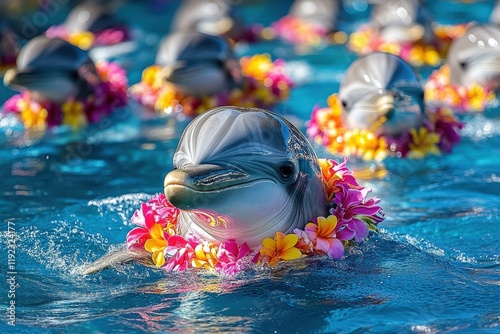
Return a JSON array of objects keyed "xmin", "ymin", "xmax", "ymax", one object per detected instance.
[
  {"xmin": 83, "ymin": 106, "xmax": 329, "ymax": 275},
  {"xmin": 3, "ymin": 36, "xmax": 99, "ymax": 103},
  {"xmin": 446, "ymin": 24, "xmax": 500, "ymax": 89},
  {"xmin": 288, "ymin": 0, "xmax": 339, "ymax": 32},
  {"xmin": 338, "ymin": 52, "xmax": 425, "ymax": 137},
  {"xmin": 171, "ymin": 0, "xmax": 245, "ymax": 40},
  {"xmin": 63, "ymin": 1, "xmax": 124, "ymax": 35},
  {"xmin": 155, "ymin": 31, "xmax": 241, "ymax": 97},
  {"xmin": 370, "ymin": 0, "xmax": 435, "ymax": 44}
]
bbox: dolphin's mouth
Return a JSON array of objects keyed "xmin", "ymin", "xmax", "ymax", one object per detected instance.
[
  {"xmin": 164, "ymin": 178, "xmax": 273, "ymax": 211},
  {"xmin": 163, "ymin": 164, "xmax": 275, "ymax": 210}
]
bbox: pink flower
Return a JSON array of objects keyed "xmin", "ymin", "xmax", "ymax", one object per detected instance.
[
  {"xmin": 305, "ymin": 215, "xmax": 344, "ymax": 259},
  {"xmin": 216, "ymin": 239, "xmax": 253, "ymax": 276},
  {"xmin": 164, "ymin": 235, "xmax": 199, "ymax": 272}
]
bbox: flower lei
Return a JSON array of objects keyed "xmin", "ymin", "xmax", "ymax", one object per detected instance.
[
  {"xmin": 307, "ymin": 94, "xmax": 463, "ymax": 161},
  {"xmin": 347, "ymin": 23, "xmax": 468, "ymax": 67},
  {"xmin": 125, "ymin": 158, "xmax": 384, "ymax": 277},
  {"xmin": 128, "ymin": 54, "xmax": 294, "ymax": 118},
  {"xmin": 425, "ymin": 64, "xmax": 497, "ymax": 114},
  {"xmin": 45, "ymin": 25, "xmax": 130, "ymax": 50},
  {"xmin": 269, "ymin": 16, "xmax": 348, "ymax": 47},
  {"xmin": 1, "ymin": 61, "xmax": 128, "ymax": 132}
]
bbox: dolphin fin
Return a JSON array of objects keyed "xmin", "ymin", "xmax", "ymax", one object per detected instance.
[{"xmin": 82, "ymin": 245, "xmax": 153, "ymax": 275}]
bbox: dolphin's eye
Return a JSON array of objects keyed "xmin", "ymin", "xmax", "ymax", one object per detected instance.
[
  {"xmin": 279, "ymin": 163, "xmax": 295, "ymax": 179},
  {"xmin": 459, "ymin": 61, "xmax": 467, "ymax": 69},
  {"xmin": 341, "ymin": 100, "xmax": 348, "ymax": 109}
]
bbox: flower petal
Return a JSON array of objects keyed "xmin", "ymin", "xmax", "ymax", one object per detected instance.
[{"xmin": 280, "ymin": 247, "xmax": 302, "ymax": 260}]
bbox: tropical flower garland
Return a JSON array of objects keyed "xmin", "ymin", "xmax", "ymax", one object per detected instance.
[
  {"xmin": 307, "ymin": 94, "xmax": 463, "ymax": 161},
  {"xmin": 128, "ymin": 54, "xmax": 294, "ymax": 118},
  {"xmin": 45, "ymin": 25, "xmax": 130, "ymax": 50},
  {"xmin": 269, "ymin": 16, "xmax": 347, "ymax": 47},
  {"xmin": 125, "ymin": 158, "xmax": 384, "ymax": 277},
  {"xmin": 425, "ymin": 64, "xmax": 497, "ymax": 113},
  {"xmin": 347, "ymin": 23, "xmax": 468, "ymax": 67},
  {"xmin": 1, "ymin": 61, "xmax": 128, "ymax": 132}
]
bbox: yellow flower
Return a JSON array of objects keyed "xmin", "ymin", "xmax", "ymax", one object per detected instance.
[
  {"xmin": 408, "ymin": 127, "xmax": 441, "ymax": 159},
  {"xmin": 260, "ymin": 232, "xmax": 302, "ymax": 267},
  {"xmin": 191, "ymin": 242, "xmax": 219, "ymax": 269},
  {"xmin": 62, "ymin": 100, "xmax": 87, "ymax": 129},
  {"xmin": 467, "ymin": 84, "xmax": 489, "ymax": 112},
  {"xmin": 154, "ymin": 84, "xmax": 178, "ymax": 113},
  {"xmin": 68, "ymin": 31, "xmax": 95, "ymax": 50},
  {"xmin": 344, "ymin": 130, "xmax": 388, "ymax": 161},
  {"xmin": 18, "ymin": 99, "xmax": 48, "ymax": 130},
  {"xmin": 142, "ymin": 65, "xmax": 163, "ymax": 90},
  {"xmin": 240, "ymin": 54, "xmax": 273, "ymax": 81},
  {"xmin": 144, "ymin": 223, "xmax": 169, "ymax": 267}
]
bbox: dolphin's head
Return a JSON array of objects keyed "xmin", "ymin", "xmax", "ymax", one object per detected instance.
[
  {"xmin": 155, "ymin": 32, "xmax": 240, "ymax": 97},
  {"xmin": 339, "ymin": 52, "xmax": 425, "ymax": 137},
  {"xmin": 64, "ymin": 1, "xmax": 122, "ymax": 34},
  {"xmin": 171, "ymin": 0, "xmax": 245, "ymax": 40},
  {"xmin": 164, "ymin": 106, "xmax": 329, "ymax": 248},
  {"xmin": 371, "ymin": 0, "xmax": 434, "ymax": 44},
  {"xmin": 447, "ymin": 24, "xmax": 500, "ymax": 88},
  {"xmin": 289, "ymin": 0, "xmax": 339, "ymax": 32},
  {"xmin": 3, "ymin": 36, "xmax": 98, "ymax": 103}
]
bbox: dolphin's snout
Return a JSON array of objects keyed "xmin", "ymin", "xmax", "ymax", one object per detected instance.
[
  {"xmin": 164, "ymin": 164, "xmax": 248, "ymax": 210},
  {"xmin": 3, "ymin": 68, "xmax": 18, "ymax": 87},
  {"xmin": 375, "ymin": 94, "xmax": 395, "ymax": 118}
]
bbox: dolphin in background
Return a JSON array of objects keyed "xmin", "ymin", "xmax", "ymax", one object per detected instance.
[
  {"xmin": 370, "ymin": 0, "xmax": 435, "ymax": 44},
  {"xmin": 446, "ymin": 24, "xmax": 500, "ymax": 89},
  {"xmin": 287, "ymin": 0, "xmax": 339, "ymax": 33},
  {"xmin": 170, "ymin": 0, "xmax": 245, "ymax": 41},
  {"xmin": 83, "ymin": 106, "xmax": 329, "ymax": 274},
  {"xmin": 63, "ymin": 0, "xmax": 125, "ymax": 35},
  {"xmin": 3, "ymin": 36, "xmax": 99, "ymax": 103},
  {"xmin": 339, "ymin": 52, "xmax": 425, "ymax": 137},
  {"xmin": 155, "ymin": 32, "xmax": 242, "ymax": 97}
]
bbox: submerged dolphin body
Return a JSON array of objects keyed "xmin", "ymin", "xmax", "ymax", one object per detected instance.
[
  {"xmin": 3, "ymin": 36, "xmax": 99, "ymax": 103},
  {"xmin": 447, "ymin": 24, "xmax": 500, "ymax": 89},
  {"xmin": 63, "ymin": 1, "xmax": 123, "ymax": 34},
  {"xmin": 288, "ymin": 0, "xmax": 339, "ymax": 32},
  {"xmin": 83, "ymin": 107, "xmax": 329, "ymax": 275},
  {"xmin": 155, "ymin": 32, "xmax": 241, "ymax": 97},
  {"xmin": 371, "ymin": 0, "xmax": 435, "ymax": 44},
  {"xmin": 171, "ymin": 0, "xmax": 245, "ymax": 40},
  {"xmin": 339, "ymin": 52, "xmax": 425, "ymax": 137}
]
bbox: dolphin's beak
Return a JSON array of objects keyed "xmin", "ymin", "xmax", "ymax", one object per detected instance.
[
  {"xmin": 3, "ymin": 68, "xmax": 19, "ymax": 88},
  {"xmin": 164, "ymin": 164, "xmax": 247, "ymax": 210},
  {"xmin": 375, "ymin": 94, "xmax": 395, "ymax": 118}
]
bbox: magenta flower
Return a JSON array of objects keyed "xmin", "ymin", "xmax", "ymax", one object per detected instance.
[
  {"xmin": 332, "ymin": 187, "xmax": 383, "ymax": 242},
  {"xmin": 126, "ymin": 203, "xmax": 157, "ymax": 249},
  {"xmin": 216, "ymin": 239, "xmax": 253, "ymax": 276}
]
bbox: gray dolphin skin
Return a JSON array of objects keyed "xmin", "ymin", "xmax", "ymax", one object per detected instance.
[
  {"xmin": 3, "ymin": 36, "xmax": 98, "ymax": 103},
  {"xmin": 83, "ymin": 106, "xmax": 329, "ymax": 275},
  {"xmin": 155, "ymin": 31, "xmax": 241, "ymax": 97},
  {"xmin": 288, "ymin": 0, "xmax": 339, "ymax": 32},
  {"xmin": 64, "ymin": 1, "xmax": 123, "ymax": 34},
  {"xmin": 171, "ymin": 0, "xmax": 245, "ymax": 40},
  {"xmin": 339, "ymin": 52, "xmax": 425, "ymax": 137},
  {"xmin": 447, "ymin": 24, "xmax": 500, "ymax": 89},
  {"xmin": 371, "ymin": 0, "xmax": 435, "ymax": 44}
]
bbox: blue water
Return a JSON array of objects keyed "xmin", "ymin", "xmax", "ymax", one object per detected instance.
[{"xmin": 1, "ymin": 1, "xmax": 499, "ymax": 333}]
